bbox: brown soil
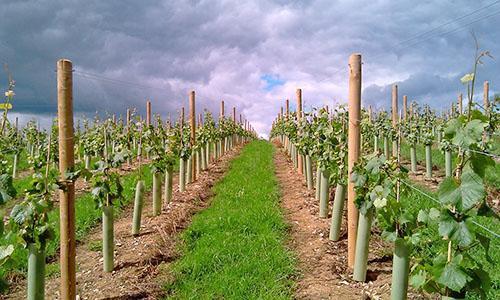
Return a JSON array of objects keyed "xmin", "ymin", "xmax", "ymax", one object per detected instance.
[
  {"xmin": 273, "ymin": 146, "xmax": 428, "ymax": 300},
  {"xmin": 5, "ymin": 146, "xmax": 242, "ymax": 300}
]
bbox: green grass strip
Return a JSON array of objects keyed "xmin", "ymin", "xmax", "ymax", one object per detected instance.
[{"xmin": 164, "ymin": 140, "xmax": 295, "ymax": 299}]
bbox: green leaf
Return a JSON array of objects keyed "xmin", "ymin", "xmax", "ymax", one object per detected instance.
[
  {"xmin": 452, "ymin": 119, "xmax": 485, "ymax": 148},
  {"xmin": 444, "ymin": 119, "xmax": 461, "ymax": 138},
  {"xmin": 476, "ymin": 233, "xmax": 492, "ymax": 263},
  {"xmin": 452, "ymin": 220, "xmax": 474, "ymax": 248},
  {"xmin": 438, "ymin": 213, "xmax": 457, "ymax": 239},
  {"xmin": 410, "ymin": 270, "xmax": 427, "ymax": 289},
  {"xmin": 438, "ymin": 171, "xmax": 484, "ymax": 211},
  {"xmin": 438, "ymin": 177, "xmax": 460, "ymax": 206},
  {"xmin": 438, "ymin": 261, "xmax": 469, "ymax": 292},
  {"xmin": 459, "ymin": 170, "xmax": 484, "ymax": 211},
  {"xmin": 470, "ymin": 151, "xmax": 495, "ymax": 179},
  {"xmin": 0, "ymin": 245, "xmax": 14, "ymax": 263},
  {"xmin": 350, "ymin": 172, "xmax": 366, "ymax": 187},
  {"xmin": 428, "ymin": 208, "xmax": 440, "ymax": 220},
  {"xmin": 417, "ymin": 210, "xmax": 428, "ymax": 223},
  {"xmin": 0, "ymin": 174, "xmax": 16, "ymax": 205},
  {"xmin": 381, "ymin": 230, "xmax": 397, "ymax": 242}
]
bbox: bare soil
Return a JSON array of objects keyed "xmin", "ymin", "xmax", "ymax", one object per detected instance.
[
  {"xmin": 273, "ymin": 145, "xmax": 428, "ymax": 300},
  {"xmin": 5, "ymin": 146, "xmax": 242, "ymax": 300}
]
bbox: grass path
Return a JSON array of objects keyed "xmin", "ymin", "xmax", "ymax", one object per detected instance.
[{"xmin": 164, "ymin": 140, "xmax": 295, "ymax": 299}]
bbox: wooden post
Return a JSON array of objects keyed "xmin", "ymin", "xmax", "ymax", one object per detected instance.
[
  {"xmin": 347, "ymin": 53, "xmax": 361, "ymax": 269},
  {"xmin": 368, "ymin": 106, "xmax": 372, "ymax": 123},
  {"xmin": 285, "ymin": 99, "xmax": 289, "ymax": 118},
  {"xmin": 57, "ymin": 59, "xmax": 76, "ymax": 300},
  {"xmin": 296, "ymin": 89, "xmax": 303, "ymax": 175},
  {"xmin": 190, "ymin": 91, "xmax": 196, "ymax": 182},
  {"xmin": 484, "ymin": 81, "xmax": 489, "ymax": 112},
  {"xmin": 146, "ymin": 100, "xmax": 151, "ymax": 126},
  {"xmin": 220, "ymin": 100, "xmax": 225, "ymax": 118},
  {"xmin": 458, "ymin": 93, "xmax": 463, "ymax": 115},
  {"xmin": 403, "ymin": 95, "xmax": 408, "ymax": 120},
  {"xmin": 391, "ymin": 85, "xmax": 398, "ymax": 157}
]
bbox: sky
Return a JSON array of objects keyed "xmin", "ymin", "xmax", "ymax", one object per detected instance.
[{"xmin": 0, "ymin": 0, "xmax": 499, "ymax": 138}]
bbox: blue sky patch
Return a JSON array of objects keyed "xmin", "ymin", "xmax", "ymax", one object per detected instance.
[{"xmin": 261, "ymin": 74, "xmax": 285, "ymax": 91}]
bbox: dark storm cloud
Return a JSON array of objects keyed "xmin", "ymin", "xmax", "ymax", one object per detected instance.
[{"xmin": 0, "ymin": 0, "xmax": 498, "ymax": 136}]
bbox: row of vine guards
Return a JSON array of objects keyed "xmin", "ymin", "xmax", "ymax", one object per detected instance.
[
  {"xmin": 270, "ymin": 48, "xmax": 497, "ymax": 300},
  {"xmin": 54, "ymin": 58, "xmax": 256, "ymax": 299}
]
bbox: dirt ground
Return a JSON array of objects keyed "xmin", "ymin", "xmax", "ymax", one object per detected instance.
[
  {"xmin": 5, "ymin": 146, "xmax": 242, "ymax": 300},
  {"xmin": 273, "ymin": 145, "xmax": 428, "ymax": 300}
]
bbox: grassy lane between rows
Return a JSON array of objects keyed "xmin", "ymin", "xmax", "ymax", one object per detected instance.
[{"xmin": 164, "ymin": 140, "xmax": 295, "ymax": 299}]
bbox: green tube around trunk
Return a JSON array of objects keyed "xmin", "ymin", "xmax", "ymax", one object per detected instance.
[
  {"xmin": 425, "ymin": 144, "xmax": 432, "ymax": 178},
  {"xmin": 374, "ymin": 135, "xmax": 379, "ymax": 154},
  {"xmin": 84, "ymin": 154, "xmax": 91, "ymax": 169},
  {"xmin": 206, "ymin": 143, "xmax": 211, "ymax": 165},
  {"xmin": 12, "ymin": 153, "xmax": 18, "ymax": 179},
  {"xmin": 445, "ymin": 149, "xmax": 452, "ymax": 177},
  {"xmin": 201, "ymin": 144, "xmax": 207, "ymax": 170},
  {"xmin": 164, "ymin": 166, "xmax": 173, "ymax": 203},
  {"xmin": 329, "ymin": 184, "xmax": 346, "ymax": 241},
  {"xmin": 410, "ymin": 145, "xmax": 417, "ymax": 173},
  {"xmin": 315, "ymin": 164, "xmax": 321, "ymax": 201},
  {"xmin": 305, "ymin": 155, "xmax": 313, "ymax": 190},
  {"xmin": 384, "ymin": 136, "xmax": 390, "ymax": 158},
  {"xmin": 132, "ymin": 180, "xmax": 146, "ymax": 235},
  {"xmin": 319, "ymin": 168, "xmax": 330, "ymax": 218},
  {"xmin": 179, "ymin": 158, "xmax": 186, "ymax": 192},
  {"xmin": 103, "ymin": 205, "xmax": 114, "ymax": 272},
  {"xmin": 390, "ymin": 238, "xmax": 410, "ymax": 300},
  {"xmin": 196, "ymin": 149, "xmax": 201, "ymax": 176},
  {"xmin": 392, "ymin": 139, "xmax": 398, "ymax": 158},
  {"xmin": 353, "ymin": 210, "xmax": 373, "ymax": 282},
  {"xmin": 186, "ymin": 157, "xmax": 192, "ymax": 184},
  {"xmin": 152, "ymin": 171, "xmax": 162, "ymax": 216},
  {"xmin": 214, "ymin": 141, "xmax": 218, "ymax": 160},
  {"xmin": 292, "ymin": 145, "xmax": 297, "ymax": 169},
  {"xmin": 302, "ymin": 154, "xmax": 307, "ymax": 179},
  {"xmin": 27, "ymin": 242, "xmax": 45, "ymax": 300}
]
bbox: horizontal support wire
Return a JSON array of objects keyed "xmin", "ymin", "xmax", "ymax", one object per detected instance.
[{"xmin": 399, "ymin": 179, "xmax": 500, "ymax": 239}]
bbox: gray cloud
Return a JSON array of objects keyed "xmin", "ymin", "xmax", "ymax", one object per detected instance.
[{"xmin": 0, "ymin": 0, "xmax": 498, "ymax": 136}]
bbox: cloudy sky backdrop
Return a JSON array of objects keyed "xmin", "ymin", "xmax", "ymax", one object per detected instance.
[{"xmin": 0, "ymin": 0, "xmax": 498, "ymax": 137}]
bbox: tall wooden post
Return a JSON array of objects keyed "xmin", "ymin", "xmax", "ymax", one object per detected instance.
[
  {"xmin": 285, "ymin": 99, "xmax": 289, "ymax": 118},
  {"xmin": 296, "ymin": 89, "xmax": 303, "ymax": 175},
  {"xmin": 484, "ymin": 81, "xmax": 489, "ymax": 112},
  {"xmin": 190, "ymin": 91, "xmax": 196, "ymax": 182},
  {"xmin": 126, "ymin": 109, "xmax": 131, "ymax": 128},
  {"xmin": 146, "ymin": 100, "xmax": 151, "ymax": 126},
  {"xmin": 220, "ymin": 100, "xmax": 225, "ymax": 118},
  {"xmin": 57, "ymin": 59, "xmax": 76, "ymax": 300},
  {"xmin": 391, "ymin": 85, "xmax": 398, "ymax": 157},
  {"xmin": 458, "ymin": 93, "xmax": 463, "ymax": 115},
  {"xmin": 347, "ymin": 53, "xmax": 362, "ymax": 269},
  {"xmin": 403, "ymin": 95, "xmax": 408, "ymax": 121}
]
